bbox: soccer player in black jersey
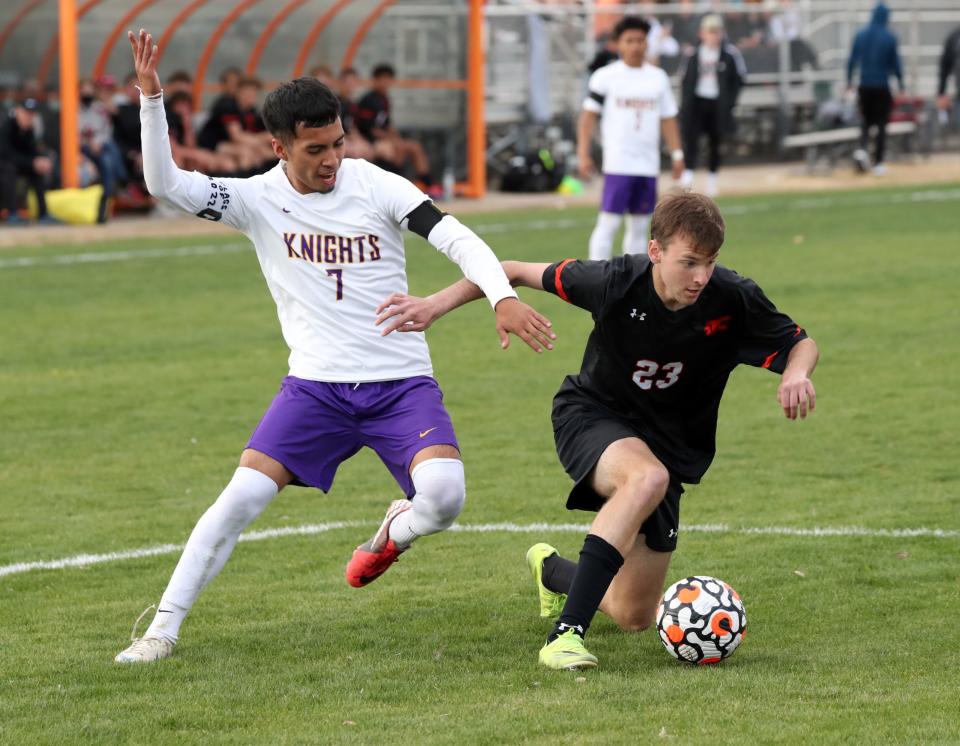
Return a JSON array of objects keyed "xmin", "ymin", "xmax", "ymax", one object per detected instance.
[{"xmin": 375, "ymin": 191, "xmax": 819, "ymax": 669}]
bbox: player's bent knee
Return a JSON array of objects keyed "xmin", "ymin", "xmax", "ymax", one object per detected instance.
[
  {"xmin": 209, "ymin": 467, "xmax": 278, "ymax": 529},
  {"xmin": 411, "ymin": 458, "xmax": 466, "ymax": 529},
  {"xmin": 619, "ymin": 465, "xmax": 669, "ymax": 508}
]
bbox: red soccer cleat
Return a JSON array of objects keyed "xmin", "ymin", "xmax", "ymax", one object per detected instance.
[{"xmin": 345, "ymin": 499, "xmax": 411, "ymax": 587}]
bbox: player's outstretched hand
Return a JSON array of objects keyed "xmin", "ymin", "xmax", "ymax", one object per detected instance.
[
  {"xmin": 127, "ymin": 29, "xmax": 161, "ymax": 97},
  {"xmin": 777, "ymin": 373, "xmax": 816, "ymax": 420},
  {"xmin": 375, "ymin": 292, "xmax": 440, "ymax": 336},
  {"xmin": 494, "ymin": 297, "xmax": 556, "ymax": 353}
]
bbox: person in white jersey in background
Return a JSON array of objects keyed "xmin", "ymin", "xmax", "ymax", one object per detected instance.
[
  {"xmin": 116, "ymin": 30, "xmax": 556, "ymax": 663},
  {"xmin": 678, "ymin": 15, "xmax": 747, "ymax": 197},
  {"xmin": 577, "ymin": 16, "xmax": 685, "ymax": 262}
]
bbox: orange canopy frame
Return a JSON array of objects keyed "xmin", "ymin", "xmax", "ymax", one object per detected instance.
[{"xmin": 51, "ymin": 0, "xmax": 486, "ymax": 196}]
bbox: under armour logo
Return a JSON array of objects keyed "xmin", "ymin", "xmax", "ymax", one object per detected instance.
[
  {"xmin": 668, "ymin": 529, "xmax": 677, "ymax": 538},
  {"xmin": 630, "ymin": 309, "xmax": 646, "ymax": 321}
]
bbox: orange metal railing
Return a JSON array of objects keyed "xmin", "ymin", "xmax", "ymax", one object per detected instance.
[
  {"xmin": 0, "ymin": 0, "xmax": 46, "ymax": 58},
  {"xmin": 247, "ymin": 0, "xmax": 313, "ymax": 77},
  {"xmin": 46, "ymin": 0, "xmax": 488, "ymax": 198},
  {"xmin": 291, "ymin": 0, "xmax": 354, "ymax": 79},
  {"xmin": 92, "ymin": 0, "xmax": 162, "ymax": 81},
  {"xmin": 192, "ymin": 0, "xmax": 265, "ymax": 110}
]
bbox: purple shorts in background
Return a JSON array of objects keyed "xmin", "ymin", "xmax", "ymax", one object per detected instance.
[
  {"xmin": 246, "ymin": 375, "xmax": 458, "ymax": 497},
  {"xmin": 600, "ymin": 174, "xmax": 658, "ymax": 215}
]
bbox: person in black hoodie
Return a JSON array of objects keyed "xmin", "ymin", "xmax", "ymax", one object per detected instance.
[
  {"xmin": 937, "ymin": 27, "xmax": 960, "ymax": 121},
  {"xmin": 678, "ymin": 15, "xmax": 746, "ymax": 197},
  {"xmin": 0, "ymin": 98, "xmax": 56, "ymax": 224}
]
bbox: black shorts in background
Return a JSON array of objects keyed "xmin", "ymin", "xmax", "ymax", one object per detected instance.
[{"xmin": 552, "ymin": 393, "xmax": 684, "ymax": 553}]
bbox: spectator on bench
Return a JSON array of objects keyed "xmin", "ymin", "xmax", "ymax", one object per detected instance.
[
  {"xmin": 165, "ymin": 90, "xmax": 240, "ymax": 175},
  {"xmin": 0, "ymin": 98, "xmax": 57, "ymax": 224},
  {"xmin": 79, "ymin": 77, "xmax": 129, "ymax": 222},
  {"xmin": 355, "ymin": 63, "xmax": 440, "ymax": 196},
  {"xmin": 197, "ymin": 74, "xmax": 276, "ymax": 173}
]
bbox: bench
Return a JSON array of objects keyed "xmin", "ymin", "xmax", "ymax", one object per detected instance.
[{"xmin": 783, "ymin": 120, "xmax": 917, "ymax": 171}]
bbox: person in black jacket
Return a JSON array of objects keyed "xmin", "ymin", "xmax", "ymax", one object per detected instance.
[
  {"xmin": 0, "ymin": 98, "xmax": 56, "ymax": 224},
  {"xmin": 937, "ymin": 27, "xmax": 960, "ymax": 121},
  {"xmin": 678, "ymin": 15, "xmax": 746, "ymax": 197}
]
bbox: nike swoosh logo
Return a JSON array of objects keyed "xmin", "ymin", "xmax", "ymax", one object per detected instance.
[
  {"xmin": 282, "ymin": 208, "xmax": 291, "ymax": 213},
  {"xmin": 419, "ymin": 427, "xmax": 437, "ymax": 438}
]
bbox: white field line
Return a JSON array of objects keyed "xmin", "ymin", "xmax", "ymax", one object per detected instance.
[
  {"xmin": 2, "ymin": 187, "xmax": 959, "ymax": 270},
  {"xmin": 0, "ymin": 242, "xmax": 249, "ymax": 269},
  {"xmin": 1, "ymin": 520, "xmax": 956, "ymax": 578}
]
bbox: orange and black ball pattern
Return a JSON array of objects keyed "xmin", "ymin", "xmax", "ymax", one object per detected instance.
[{"xmin": 656, "ymin": 575, "xmax": 746, "ymax": 665}]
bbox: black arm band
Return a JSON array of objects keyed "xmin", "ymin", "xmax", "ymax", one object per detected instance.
[
  {"xmin": 405, "ymin": 200, "xmax": 447, "ymax": 239},
  {"xmin": 588, "ymin": 91, "xmax": 605, "ymax": 105}
]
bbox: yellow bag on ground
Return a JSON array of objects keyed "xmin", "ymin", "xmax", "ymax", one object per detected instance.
[{"xmin": 27, "ymin": 185, "xmax": 103, "ymax": 225}]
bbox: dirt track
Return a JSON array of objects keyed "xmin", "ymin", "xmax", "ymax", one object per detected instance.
[{"xmin": 2, "ymin": 152, "xmax": 957, "ymax": 250}]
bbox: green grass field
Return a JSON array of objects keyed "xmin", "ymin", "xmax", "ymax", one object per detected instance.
[{"xmin": 1, "ymin": 183, "xmax": 959, "ymax": 745}]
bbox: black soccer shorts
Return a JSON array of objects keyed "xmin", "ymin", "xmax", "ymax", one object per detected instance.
[{"xmin": 552, "ymin": 393, "xmax": 684, "ymax": 553}]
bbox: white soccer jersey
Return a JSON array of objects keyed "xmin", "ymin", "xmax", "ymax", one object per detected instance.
[
  {"xmin": 583, "ymin": 61, "xmax": 679, "ymax": 177},
  {"xmin": 139, "ymin": 94, "xmax": 516, "ymax": 383}
]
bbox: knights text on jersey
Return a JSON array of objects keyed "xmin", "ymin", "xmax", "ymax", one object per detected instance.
[
  {"xmin": 178, "ymin": 158, "xmax": 432, "ymax": 383},
  {"xmin": 542, "ymin": 255, "xmax": 807, "ymax": 482},
  {"xmin": 582, "ymin": 61, "xmax": 679, "ymax": 176}
]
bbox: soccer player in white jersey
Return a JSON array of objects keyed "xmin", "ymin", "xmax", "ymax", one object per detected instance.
[
  {"xmin": 577, "ymin": 16, "xmax": 685, "ymax": 261},
  {"xmin": 115, "ymin": 30, "xmax": 555, "ymax": 664}
]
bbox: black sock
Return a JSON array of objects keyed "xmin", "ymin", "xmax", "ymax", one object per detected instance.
[
  {"xmin": 542, "ymin": 553, "xmax": 577, "ymax": 594},
  {"xmin": 548, "ymin": 534, "xmax": 623, "ymax": 643}
]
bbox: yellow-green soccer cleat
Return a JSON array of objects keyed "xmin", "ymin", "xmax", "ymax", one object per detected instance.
[
  {"xmin": 526, "ymin": 543, "xmax": 567, "ymax": 619},
  {"xmin": 538, "ymin": 628, "xmax": 598, "ymax": 670}
]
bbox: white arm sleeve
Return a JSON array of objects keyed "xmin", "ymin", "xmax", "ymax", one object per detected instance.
[
  {"xmin": 140, "ymin": 92, "xmax": 250, "ymax": 232},
  {"xmin": 426, "ymin": 215, "xmax": 518, "ymax": 309},
  {"xmin": 582, "ymin": 67, "xmax": 607, "ymax": 114}
]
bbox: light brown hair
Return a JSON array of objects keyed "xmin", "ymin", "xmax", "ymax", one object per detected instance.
[{"xmin": 650, "ymin": 191, "xmax": 725, "ymax": 255}]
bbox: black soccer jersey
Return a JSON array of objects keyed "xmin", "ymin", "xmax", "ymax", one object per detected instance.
[{"xmin": 543, "ymin": 255, "xmax": 807, "ymax": 483}]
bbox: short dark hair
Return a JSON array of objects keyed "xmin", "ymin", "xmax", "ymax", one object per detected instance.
[
  {"xmin": 237, "ymin": 75, "xmax": 262, "ymax": 90},
  {"xmin": 371, "ymin": 63, "xmax": 395, "ymax": 79},
  {"xmin": 612, "ymin": 16, "xmax": 651, "ymax": 40},
  {"xmin": 166, "ymin": 70, "xmax": 192, "ymax": 84},
  {"xmin": 262, "ymin": 77, "xmax": 341, "ymax": 143},
  {"xmin": 651, "ymin": 191, "xmax": 725, "ymax": 255}
]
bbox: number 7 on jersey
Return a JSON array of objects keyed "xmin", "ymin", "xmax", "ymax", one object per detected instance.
[{"xmin": 326, "ymin": 268, "xmax": 343, "ymax": 300}]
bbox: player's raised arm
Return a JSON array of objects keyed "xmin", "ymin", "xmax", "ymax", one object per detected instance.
[
  {"xmin": 127, "ymin": 29, "xmax": 249, "ymax": 230},
  {"xmin": 375, "ymin": 260, "xmax": 555, "ymax": 352}
]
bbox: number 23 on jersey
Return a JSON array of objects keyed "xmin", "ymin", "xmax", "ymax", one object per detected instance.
[{"xmin": 632, "ymin": 360, "xmax": 684, "ymax": 390}]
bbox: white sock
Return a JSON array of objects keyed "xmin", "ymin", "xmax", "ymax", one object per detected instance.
[
  {"xmin": 588, "ymin": 211, "xmax": 622, "ymax": 261},
  {"xmin": 388, "ymin": 458, "xmax": 465, "ymax": 548},
  {"xmin": 145, "ymin": 467, "xmax": 278, "ymax": 643},
  {"xmin": 622, "ymin": 214, "xmax": 650, "ymax": 255},
  {"xmin": 706, "ymin": 172, "xmax": 719, "ymax": 197},
  {"xmin": 680, "ymin": 169, "xmax": 694, "ymax": 190}
]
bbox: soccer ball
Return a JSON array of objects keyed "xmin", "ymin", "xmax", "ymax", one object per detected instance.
[{"xmin": 656, "ymin": 576, "xmax": 746, "ymax": 665}]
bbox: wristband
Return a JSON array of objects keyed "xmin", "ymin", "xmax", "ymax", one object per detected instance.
[{"xmin": 671, "ymin": 149, "xmax": 684, "ymax": 162}]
